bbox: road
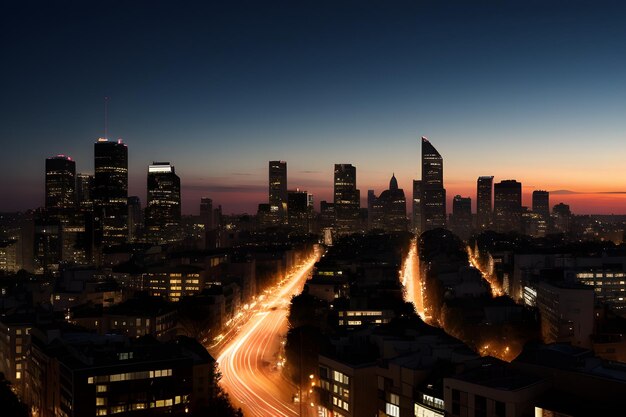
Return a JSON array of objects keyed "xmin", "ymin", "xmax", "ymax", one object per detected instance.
[
  {"xmin": 216, "ymin": 248, "xmax": 321, "ymax": 417},
  {"xmin": 401, "ymin": 237, "xmax": 426, "ymax": 319}
]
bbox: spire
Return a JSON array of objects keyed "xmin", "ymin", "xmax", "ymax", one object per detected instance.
[{"xmin": 389, "ymin": 173, "xmax": 398, "ymax": 190}]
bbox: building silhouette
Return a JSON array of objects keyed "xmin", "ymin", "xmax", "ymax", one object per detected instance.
[
  {"xmin": 412, "ymin": 179, "xmax": 422, "ymax": 234},
  {"xmin": 75, "ymin": 173, "xmax": 94, "ymax": 210},
  {"xmin": 269, "ymin": 160, "xmax": 287, "ymax": 226},
  {"xmin": 145, "ymin": 162, "xmax": 181, "ymax": 243},
  {"xmin": 334, "ymin": 164, "xmax": 360, "ymax": 234},
  {"xmin": 287, "ymin": 189, "xmax": 310, "ymax": 233},
  {"xmin": 451, "ymin": 195, "xmax": 472, "ymax": 240},
  {"xmin": 532, "ymin": 190, "xmax": 550, "ymax": 221},
  {"xmin": 45, "ymin": 155, "xmax": 76, "ymax": 214},
  {"xmin": 476, "ymin": 176, "xmax": 493, "ymax": 230},
  {"xmin": 494, "ymin": 180, "xmax": 522, "ymax": 233},
  {"xmin": 370, "ymin": 174, "xmax": 407, "ymax": 232},
  {"xmin": 93, "ymin": 138, "xmax": 128, "ymax": 247},
  {"xmin": 421, "ymin": 137, "xmax": 446, "ymax": 230}
]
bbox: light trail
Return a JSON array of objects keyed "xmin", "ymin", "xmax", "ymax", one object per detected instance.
[
  {"xmin": 216, "ymin": 247, "xmax": 322, "ymax": 417},
  {"xmin": 467, "ymin": 245, "xmax": 503, "ymax": 297},
  {"xmin": 401, "ymin": 237, "xmax": 426, "ymax": 320}
]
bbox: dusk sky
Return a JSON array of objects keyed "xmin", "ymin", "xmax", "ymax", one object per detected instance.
[{"xmin": 2, "ymin": 1, "xmax": 626, "ymax": 214}]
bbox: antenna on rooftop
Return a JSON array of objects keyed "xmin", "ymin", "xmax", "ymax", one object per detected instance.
[{"xmin": 104, "ymin": 96, "xmax": 109, "ymax": 139}]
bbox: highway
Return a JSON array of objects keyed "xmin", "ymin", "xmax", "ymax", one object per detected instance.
[{"xmin": 216, "ymin": 248, "xmax": 321, "ymax": 417}]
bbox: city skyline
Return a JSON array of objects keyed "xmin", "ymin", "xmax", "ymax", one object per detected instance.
[{"xmin": 2, "ymin": 1, "xmax": 626, "ymax": 214}]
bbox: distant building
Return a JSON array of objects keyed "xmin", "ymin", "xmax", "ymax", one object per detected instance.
[
  {"xmin": 94, "ymin": 138, "xmax": 129, "ymax": 247},
  {"xmin": 76, "ymin": 172, "xmax": 94, "ymax": 210},
  {"xmin": 127, "ymin": 196, "xmax": 142, "ymax": 242},
  {"xmin": 476, "ymin": 176, "xmax": 493, "ymax": 230},
  {"xmin": 269, "ymin": 160, "xmax": 287, "ymax": 225},
  {"xmin": 532, "ymin": 190, "xmax": 550, "ymax": 222},
  {"xmin": 552, "ymin": 203, "xmax": 572, "ymax": 233},
  {"xmin": 287, "ymin": 189, "xmax": 310, "ymax": 233},
  {"xmin": 451, "ymin": 195, "xmax": 472, "ymax": 240},
  {"xmin": 45, "ymin": 155, "xmax": 76, "ymax": 215},
  {"xmin": 494, "ymin": 180, "xmax": 522, "ymax": 233},
  {"xmin": 370, "ymin": 174, "xmax": 407, "ymax": 232},
  {"xmin": 200, "ymin": 197, "xmax": 214, "ymax": 230},
  {"xmin": 412, "ymin": 180, "xmax": 423, "ymax": 234},
  {"xmin": 334, "ymin": 164, "xmax": 360, "ymax": 234},
  {"xmin": 421, "ymin": 137, "xmax": 446, "ymax": 230},
  {"xmin": 145, "ymin": 162, "xmax": 181, "ymax": 243}
]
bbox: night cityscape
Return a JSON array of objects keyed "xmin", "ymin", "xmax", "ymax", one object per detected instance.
[{"xmin": 2, "ymin": 2, "xmax": 626, "ymax": 417}]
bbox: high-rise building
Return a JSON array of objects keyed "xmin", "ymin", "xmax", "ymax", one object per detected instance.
[
  {"xmin": 494, "ymin": 180, "xmax": 522, "ymax": 233},
  {"xmin": 412, "ymin": 180, "xmax": 422, "ymax": 234},
  {"xmin": 45, "ymin": 155, "xmax": 76, "ymax": 214},
  {"xmin": 145, "ymin": 162, "xmax": 181, "ymax": 243},
  {"xmin": 370, "ymin": 174, "xmax": 407, "ymax": 232},
  {"xmin": 421, "ymin": 137, "xmax": 446, "ymax": 230},
  {"xmin": 552, "ymin": 203, "xmax": 572, "ymax": 233},
  {"xmin": 93, "ymin": 138, "xmax": 128, "ymax": 247},
  {"xmin": 451, "ymin": 195, "xmax": 472, "ymax": 240},
  {"xmin": 269, "ymin": 160, "xmax": 287, "ymax": 226},
  {"xmin": 334, "ymin": 164, "xmax": 360, "ymax": 234},
  {"xmin": 367, "ymin": 190, "xmax": 377, "ymax": 230},
  {"xmin": 532, "ymin": 190, "xmax": 550, "ymax": 221},
  {"xmin": 476, "ymin": 176, "xmax": 493, "ymax": 230},
  {"xmin": 75, "ymin": 173, "xmax": 94, "ymax": 210},
  {"xmin": 200, "ymin": 197, "xmax": 214, "ymax": 230},
  {"xmin": 127, "ymin": 196, "xmax": 142, "ymax": 242},
  {"xmin": 287, "ymin": 189, "xmax": 310, "ymax": 233}
]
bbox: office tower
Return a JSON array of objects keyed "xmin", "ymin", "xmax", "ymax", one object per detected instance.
[
  {"xmin": 287, "ymin": 189, "xmax": 310, "ymax": 233},
  {"xmin": 127, "ymin": 196, "xmax": 142, "ymax": 242},
  {"xmin": 319, "ymin": 201, "xmax": 335, "ymax": 230},
  {"xmin": 494, "ymin": 180, "xmax": 522, "ymax": 233},
  {"xmin": 476, "ymin": 176, "xmax": 493, "ymax": 230},
  {"xmin": 451, "ymin": 195, "xmax": 472, "ymax": 240},
  {"xmin": 145, "ymin": 162, "xmax": 181, "ymax": 243},
  {"xmin": 76, "ymin": 173, "xmax": 94, "ymax": 210},
  {"xmin": 45, "ymin": 155, "xmax": 76, "ymax": 214},
  {"xmin": 33, "ymin": 214, "xmax": 61, "ymax": 274},
  {"xmin": 421, "ymin": 137, "xmax": 446, "ymax": 230},
  {"xmin": 412, "ymin": 180, "xmax": 422, "ymax": 234},
  {"xmin": 552, "ymin": 203, "xmax": 572, "ymax": 233},
  {"xmin": 200, "ymin": 197, "xmax": 214, "ymax": 230},
  {"xmin": 367, "ymin": 190, "xmax": 377, "ymax": 230},
  {"xmin": 334, "ymin": 164, "xmax": 360, "ymax": 234},
  {"xmin": 532, "ymin": 190, "xmax": 550, "ymax": 221},
  {"xmin": 93, "ymin": 138, "xmax": 128, "ymax": 246},
  {"xmin": 269, "ymin": 160, "xmax": 287, "ymax": 226}
]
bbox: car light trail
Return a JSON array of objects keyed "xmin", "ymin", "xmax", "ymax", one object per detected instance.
[{"xmin": 216, "ymin": 247, "xmax": 322, "ymax": 417}]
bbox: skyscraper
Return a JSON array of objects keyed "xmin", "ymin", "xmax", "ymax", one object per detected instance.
[
  {"xmin": 145, "ymin": 162, "xmax": 181, "ymax": 243},
  {"xmin": 200, "ymin": 197, "xmax": 214, "ymax": 230},
  {"xmin": 269, "ymin": 160, "xmax": 287, "ymax": 226},
  {"xmin": 127, "ymin": 196, "xmax": 142, "ymax": 242},
  {"xmin": 477, "ymin": 176, "xmax": 493, "ymax": 230},
  {"xmin": 75, "ymin": 173, "xmax": 94, "ymax": 210},
  {"xmin": 421, "ymin": 137, "xmax": 446, "ymax": 230},
  {"xmin": 287, "ymin": 189, "xmax": 310, "ymax": 233},
  {"xmin": 451, "ymin": 195, "xmax": 472, "ymax": 240},
  {"xmin": 93, "ymin": 138, "xmax": 128, "ymax": 247},
  {"xmin": 45, "ymin": 155, "xmax": 76, "ymax": 214},
  {"xmin": 494, "ymin": 180, "xmax": 522, "ymax": 233},
  {"xmin": 334, "ymin": 164, "xmax": 360, "ymax": 234},
  {"xmin": 532, "ymin": 190, "xmax": 550, "ymax": 221}
]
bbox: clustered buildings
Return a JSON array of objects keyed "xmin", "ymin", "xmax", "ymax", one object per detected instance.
[{"xmin": 2, "ymin": 134, "xmax": 626, "ymax": 416}]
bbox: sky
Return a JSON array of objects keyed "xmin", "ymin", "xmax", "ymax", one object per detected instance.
[{"xmin": 2, "ymin": 0, "xmax": 626, "ymax": 215}]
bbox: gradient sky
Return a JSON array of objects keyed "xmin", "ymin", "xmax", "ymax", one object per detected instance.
[{"xmin": 2, "ymin": 1, "xmax": 626, "ymax": 215}]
